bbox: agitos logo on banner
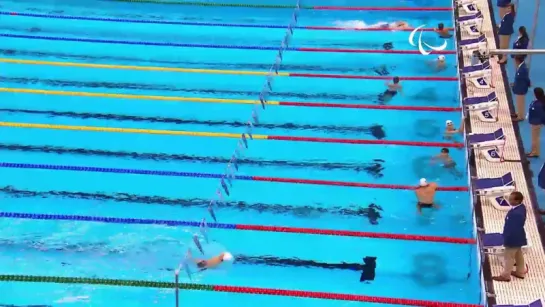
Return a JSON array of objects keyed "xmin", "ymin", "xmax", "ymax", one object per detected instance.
[{"xmin": 409, "ymin": 25, "xmax": 448, "ymax": 55}]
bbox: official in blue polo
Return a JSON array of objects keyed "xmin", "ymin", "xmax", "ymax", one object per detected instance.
[
  {"xmin": 511, "ymin": 55, "xmax": 531, "ymax": 121},
  {"xmin": 539, "ymin": 163, "xmax": 545, "ymax": 215},
  {"xmin": 511, "ymin": 26, "xmax": 530, "ymax": 69},
  {"xmin": 497, "ymin": 0, "xmax": 511, "ymax": 21},
  {"xmin": 497, "ymin": 3, "xmax": 516, "ymax": 64},
  {"xmin": 527, "ymin": 87, "xmax": 545, "ymax": 157},
  {"xmin": 493, "ymin": 191, "xmax": 527, "ymax": 282}
]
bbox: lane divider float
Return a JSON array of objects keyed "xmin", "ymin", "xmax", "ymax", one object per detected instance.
[
  {"xmin": 0, "ymin": 122, "xmax": 465, "ymax": 148},
  {"xmin": 0, "ymin": 161, "xmax": 468, "ymax": 191},
  {"xmin": 0, "ymin": 58, "xmax": 458, "ymax": 81},
  {"xmin": 1, "ymin": 12, "xmax": 452, "ymax": 31},
  {"xmin": 0, "ymin": 88, "xmax": 462, "ymax": 112},
  {"xmin": 0, "ymin": 274, "xmax": 482, "ymax": 307},
  {"xmin": 0, "ymin": 34, "xmax": 457, "ymax": 55},
  {"xmin": 0, "ymin": 212, "xmax": 476, "ymax": 244},
  {"xmin": 109, "ymin": 0, "xmax": 454, "ymax": 11}
]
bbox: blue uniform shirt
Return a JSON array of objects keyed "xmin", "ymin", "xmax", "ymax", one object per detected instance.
[
  {"xmin": 503, "ymin": 204, "xmax": 527, "ymax": 248},
  {"xmin": 497, "ymin": 0, "xmax": 510, "ymax": 7},
  {"xmin": 499, "ymin": 12, "xmax": 515, "ymax": 35},
  {"xmin": 528, "ymin": 99, "xmax": 545, "ymax": 125},
  {"xmin": 513, "ymin": 36, "xmax": 530, "ymax": 49},
  {"xmin": 512, "ymin": 62, "xmax": 531, "ymax": 95},
  {"xmin": 539, "ymin": 162, "xmax": 545, "ymax": 189}
]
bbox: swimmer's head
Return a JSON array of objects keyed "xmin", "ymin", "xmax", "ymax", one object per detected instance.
[
  {"xmin": 419, "ymin": 178, "xmax": 428, "ymax": 187},
  {"xmin": 393, "ymin": 77, "xmax": 400, "ymax": 83},
  {"xmin": 437, "ymin": 23, "xmax": 444, "ymax": 30},
  {"xmin": 446, "ymin": 119, "xmax": 453, "ymax": 126},
  {"xmin": 441, "ymin": 148, "xmax": 450, "ymax": 154},
  {"xmin": 438, "ymin": 55, "xmax": 446, "ymax": 62},
  {"xmin": 222, "ymin": 252, "xmax": 234, "ymax": 262}
]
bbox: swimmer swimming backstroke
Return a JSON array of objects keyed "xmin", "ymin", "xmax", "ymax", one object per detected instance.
[
  {"xmin": 194, "ymin": 252, "xmax": 234, "ymax": 270},
  {"xmin": 415, "ymin": 178, "xmax": 440, "ymax": 214}
]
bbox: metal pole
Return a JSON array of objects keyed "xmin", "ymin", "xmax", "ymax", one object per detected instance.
[
  {"xmin": 175, "ymin": 272, "xmax": 179, "ymax": 307},
  {"xmin": 488, "ymin": 49, "xmax": 545, "ymax": 54},
  {"xmin": 527, "ymin": 0, "xmax": 541, "ymax": 70}
]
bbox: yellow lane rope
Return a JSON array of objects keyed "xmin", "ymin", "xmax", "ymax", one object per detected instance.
[
  {"xmin": 0, "ymin": 122, "xmax": 270, "ymax": 139},
  {"xmin": 0, "ymin": 88, "xmax": 280, "ymax": 105},
  {"xmin": 0, "ymin": 58, "xmax": 290, "ymax": 76}
]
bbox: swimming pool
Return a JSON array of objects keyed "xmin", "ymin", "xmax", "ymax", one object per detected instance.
[{"xmin": 0, "ymin": 0, "xmax": 483, "ymax": 306}]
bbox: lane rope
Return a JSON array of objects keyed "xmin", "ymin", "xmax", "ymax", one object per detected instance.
[
  {"xmin": 0, "ymin": 88, "xmax": 462, "ymax": 112},
  {"xmin": 0, "ymin": 34, "xmax": 456, "ymax": 55},
  {"xmin": 110, "ymin": 0, "xmax": 453, "ymax": 11},
  {"xmin": 0, "ymin": 274, "xmax": 481, "ymax": 306},
  {"xmin": 1, "ymin": 12, "xmax": 449, "ymax": 31},
  {"xmin": 0, "ymin": 161, "xmax": 468, "ymax": 191},
  {"xmin": 0, "ymin": 212, "xmax": 476, "ymax": 244},
  {"xmin": 0, "ymin": 58, "xmax": 457, "ymax": 81},
  {"xmin": 0, "ymin": 121, "xmax": 465, "ymax": 148}
]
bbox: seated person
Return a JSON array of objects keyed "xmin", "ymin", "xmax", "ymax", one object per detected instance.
[{"xmin": 434, "ymin": 23, "xmax": 453, "ymax": 38}]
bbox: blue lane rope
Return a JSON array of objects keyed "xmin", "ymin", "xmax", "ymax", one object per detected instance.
[
  {"xmin": 0, "ymin": 212, "xmax": 236, "ymax": 229},
  {"xmin": 0, "ymin": 11, "xmax": 290, "ymax": 29},
  {"xmin": 0, "ymin": 34, "xmax": 292, "ymax": 50},
  {"xmin": 0, "ymin": 162, "xmax": 253, "ymax": 180}
]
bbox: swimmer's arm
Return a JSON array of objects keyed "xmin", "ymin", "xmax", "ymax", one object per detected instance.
[{"xmin": 429, "ymin": 182, "xmax": 438, "ymax": 190}]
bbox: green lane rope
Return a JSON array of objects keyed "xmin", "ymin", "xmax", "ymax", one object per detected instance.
[
  {"xmin": 111, "ymin": 0, "xmax": 309, "ymax": 8},
  {"xmin": 0, "ymin": 275, "xmax": 214, "ymax": 290}
]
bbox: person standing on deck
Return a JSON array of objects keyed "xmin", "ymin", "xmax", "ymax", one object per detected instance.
[
  {"xmin": 493, "ymin": 191, "xmax": 527, "ymax": 282},
  {"xmin": 511, "ymin": 55, "xmax": 531, "ymax": 122}
]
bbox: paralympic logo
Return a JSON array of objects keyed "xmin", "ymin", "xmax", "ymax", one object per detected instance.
[{"xmin": 408, "ymin": 25, "xmax": 448, "ymax": 56}]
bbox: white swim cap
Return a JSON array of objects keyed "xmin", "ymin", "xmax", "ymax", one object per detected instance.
[
  {"xmin": 446, "ymin": 119, "xmax": 453, "ymax": 125},
  {"xmin": 438, "ymin": 55, "xmax": 445, "ymax": 61},
  {"xmin": 419, "ymin": 178, "xmax": 428, "ymax": 187},
  {"xmin": 222, "ymin": 252, "xmax": 234, "ymax": 262}
]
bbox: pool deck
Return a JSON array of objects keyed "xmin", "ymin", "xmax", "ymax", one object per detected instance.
[{"xmin": 457, "ymin": 0, "xmax": 545, "ymax": 304}]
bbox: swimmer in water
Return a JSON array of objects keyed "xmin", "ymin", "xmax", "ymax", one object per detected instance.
[
  {"xmin": 415, "ymin": 178, "xmax": 440, "ymax": 214},
  {"xmin": 431, "ymin": 148, "xmax": 464, "ymax": 178},
  {"xmin": 435, "ymin": 55, "xmax": 447, "ymax": 71},
  {"xmin": 434, "ymin": 23, "xmax": 453, "ymax": 38},
  {"xmin": 195, "ymin": 252, "xmax": 234, "ymax": 271},
  {"xmin": 444, "ymin": 119, "xmax": 465, "ymax": 140},
  {"xmin": 374, "ymin": 21, "xmax": 409, "ymax": 30},
  {"xmin": 378, "ymin": 76, "xmax": 402, "ymax": 104}
]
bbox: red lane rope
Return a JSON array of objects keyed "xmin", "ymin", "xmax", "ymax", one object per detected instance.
[
  {"xmin": 278, "ymin": 101, "xmax": 462, "ymax": 112},
  {"xmin": 305, "ymin": 26, "xmax": 455, "ymax": 31},
  {"xmin": 297, "ymin": 47, "xmax": 456, "ymax": 54},
  {"xmin": 311, "ymin": 6, "xmax": 453, "ymax": 11},
  {"xmin": 288, "ymin": 73, "xmax": 457, "ymax": 81},
  {"xmin": 251, "ymin": 176, "xmax": 468, "ymax": 191},
  {"xmin": 212, "ymin": 285, "xmax": 482, "ymax": 307},
  {"xmin": 266, "ymin": 135, "xmax": 464, "ymax": 148},
  {"xmin": 235, "ymin": 224, "xmax": 476, "ymax": 244}
]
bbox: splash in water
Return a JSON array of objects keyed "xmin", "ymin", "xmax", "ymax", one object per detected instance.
[{"xmin": 333, "ymin": 20, "xmax": 389, "ymax": 29}]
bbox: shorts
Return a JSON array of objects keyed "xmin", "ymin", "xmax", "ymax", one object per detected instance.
[
  {"xmin": 444, "ymin": 161, "xmax": 456, "ymax": 168},
  {"xmin": 378, "ymin": 90, "xmax": 397, "ymax": 102},
  {"xmin": 197, "ymin": 261, "xmax": 207, "ymax": 269},
  {"xmin": 418, "ymin": 202, "xmax": 434, "ymax": 209}
]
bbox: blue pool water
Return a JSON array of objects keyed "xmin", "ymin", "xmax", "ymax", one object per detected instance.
[{"xmin": 0, "ymin": 0, "xmax": 482, "ymax": 306}]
